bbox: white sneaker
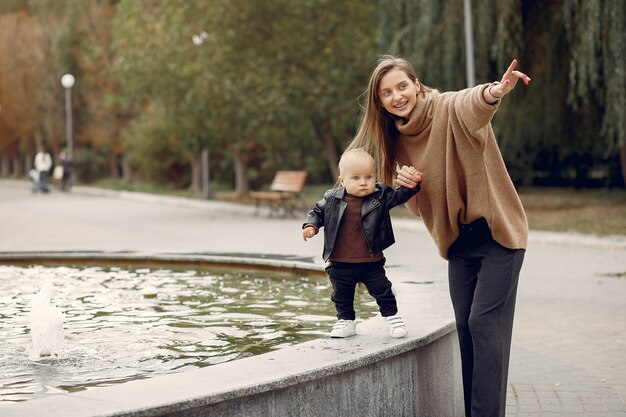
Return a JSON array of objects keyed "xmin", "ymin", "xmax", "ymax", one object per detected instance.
[
  {"xmin": 385, "ymin": 315, "xmax": 408, "ymax": 338},
  {"xmin": 329, "ymin": 319, "xmax": 357, "ymax": 338}
]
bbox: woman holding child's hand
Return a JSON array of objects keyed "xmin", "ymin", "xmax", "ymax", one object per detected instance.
[
  {"xmin": 396, "ymin": 165, "xmax": 422, "ymax": 189},
  {"xmin": 347, "ymin": 55, "xmax": 530, "ymax": 417}
]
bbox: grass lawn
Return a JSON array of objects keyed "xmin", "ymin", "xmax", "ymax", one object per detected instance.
[{"xmin": 517, "ymin": 186, "xmax": 626, "ymax": 235}]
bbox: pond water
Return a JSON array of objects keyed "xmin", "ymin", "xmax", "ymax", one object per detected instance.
[{"xmin": 0, "ymin": 264, "xmax": 377, "ymax": 402}]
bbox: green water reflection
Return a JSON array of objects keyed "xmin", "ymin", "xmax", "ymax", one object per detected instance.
[{"xmin": 0, "ymin": 264, "xmax": 378, "ymax": 402}]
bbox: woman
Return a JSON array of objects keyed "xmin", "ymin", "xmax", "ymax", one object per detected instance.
[{"xmin": 347, "ymin": 56, "xmax": 530, "ymax": 417}]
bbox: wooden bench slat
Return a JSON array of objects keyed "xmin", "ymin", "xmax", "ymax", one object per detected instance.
[
  {"xmin": 249, "ymin": 192, "xmax": 295, "ymax": 200},
  {"xmin": 271, "ymin": 172, "xmax": 307, "ymax": 191},
  {"xmin": 250, "ymin": 171, "xmax": 307, "ymax": 217}
]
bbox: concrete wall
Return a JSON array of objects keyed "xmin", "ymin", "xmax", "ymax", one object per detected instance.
[{"xmin": 170, "ymin": 332, "xmax": 463, "ymax": 417}]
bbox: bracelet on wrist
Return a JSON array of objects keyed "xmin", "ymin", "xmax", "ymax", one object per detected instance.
[{"xmin": 488, "ymin": 81, "xmax": 502, "ymax": 100}]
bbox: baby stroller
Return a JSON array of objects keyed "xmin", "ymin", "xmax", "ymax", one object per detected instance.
[{"xmin": 30, "ymin": 169, "xmax": 49, "ymax": 193}]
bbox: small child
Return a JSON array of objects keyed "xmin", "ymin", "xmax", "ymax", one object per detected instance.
[{"xmin": 302, "ymin": 149, "xmax": 422, "ymax": 338}]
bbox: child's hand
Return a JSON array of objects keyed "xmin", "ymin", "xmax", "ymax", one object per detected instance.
[{"xmin": 303, "ymin": 226, "xmax": 317, "ymax": 241}]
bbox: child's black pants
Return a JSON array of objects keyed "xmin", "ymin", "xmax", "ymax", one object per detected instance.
[{"xmin": 325, "ymin": 258, "xmax": 398, "ymax": 320}]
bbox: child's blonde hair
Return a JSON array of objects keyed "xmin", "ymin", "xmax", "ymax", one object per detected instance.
[{"xmin": 338, "ymin": 148, "xmax": 375, "ymax": 177}]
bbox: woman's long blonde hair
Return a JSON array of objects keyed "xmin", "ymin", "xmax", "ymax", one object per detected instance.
[{"xmin": 347, "ymin": 55, "xmax": 431, "ymax": 185}]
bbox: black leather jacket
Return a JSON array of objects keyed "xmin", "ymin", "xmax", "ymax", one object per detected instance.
[{"xmin": 303, "ymin": 183, "xmax": 420, "ymax": 262}]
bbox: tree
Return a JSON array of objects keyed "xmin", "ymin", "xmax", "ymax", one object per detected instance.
[
  {"xmin": 112, "ymin": 0, "xmax": 377, "ymax": 194},
  {"xmin": 112, "ymin": 0, "xmax": 225, "ymax": 192},
  {"xmin": 562, "ymin": 0, "xmax": 626, "ymax": 186},
  {"xmin": 378, "ymin": 0, "xmax": 626, "ymax": 187},
  {"xmin": 0, "ymin": 9, "xmax": 47, "ymax": 176},
  {"xmin": 274, "ymin": 0, "xmax": 378, "ymax": 180},
  {"xmin": 0, "ymin": 0, "xmax": 132, "ymax": 182}
]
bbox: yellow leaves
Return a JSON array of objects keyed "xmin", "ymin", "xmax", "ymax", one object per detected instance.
[{"xmin": 0, "ymin": 11, "xmax": 47, "ymax": 147}]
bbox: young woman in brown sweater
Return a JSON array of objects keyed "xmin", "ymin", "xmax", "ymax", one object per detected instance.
[{"xmin": 347, "ymin": 56, "xmax": 531, "ymax": 417}]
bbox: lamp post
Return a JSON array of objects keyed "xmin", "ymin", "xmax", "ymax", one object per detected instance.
[
  {"xmin": 61, "ymin": 74, "xmax": 75, "ymax": 159},
  {"xmin": 463, "ymin": 0, "xmax": 476, "ymax": 87},
  {"xmin": 193, "ymin": 32, "xmax": 213, "ymax": 199}
]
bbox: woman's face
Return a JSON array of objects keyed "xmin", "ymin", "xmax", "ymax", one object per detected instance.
[{"xmin": 378, "ymin": 68, "xmax": 419, "ymax": 119}]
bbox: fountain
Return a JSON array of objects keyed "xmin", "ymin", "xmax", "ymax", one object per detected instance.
[
  {"xmin": 0, "ymin": 260, "xmax": 380, "ymax": 403},
  {"xmin": 29, "ymin": 281, "xmax": 64, "ymax": 358},
  {"xmin": 0, "ymin": 252, "xmax": 462, "ymax": 417}
]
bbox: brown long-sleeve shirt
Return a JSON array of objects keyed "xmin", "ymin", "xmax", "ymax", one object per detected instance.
[{"xmin": 329, "ymin": 193, "xmax": 384, "ymax": 263}]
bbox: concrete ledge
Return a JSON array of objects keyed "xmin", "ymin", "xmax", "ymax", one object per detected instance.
[{"xmin": 0, "ymin": 252, "xmax": 463, "ymax": 417}]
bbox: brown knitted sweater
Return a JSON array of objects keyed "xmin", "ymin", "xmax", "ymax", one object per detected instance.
[{"xmin": 395, "ymin": 83, "xmax": 528, "ymax": 260}]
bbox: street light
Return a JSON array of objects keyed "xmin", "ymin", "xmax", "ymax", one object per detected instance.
[
  {"xmin": 463, "ymin": 0, "xmax": 476, "ymax": 88},
  {"xmin": 61, "ymin": 74, "xmax": 75, "ymax": 159},
  {"xmin": 192, "ymin": 32, "xmax": 213, "ymax": 199}
]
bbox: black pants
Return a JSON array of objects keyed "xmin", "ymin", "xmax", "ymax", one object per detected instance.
[
  {"xmin": 325, "ymin": 259, "xmax": 398, "ymax": 320},
  {"xmin": 38, "ymin": 170, "xmax": 49, "ymax": 192},
  {"xmin": 448, "ymin": 218, "xmax": 525, "ymax": 417}
]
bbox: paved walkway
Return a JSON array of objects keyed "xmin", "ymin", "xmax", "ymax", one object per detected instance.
[{"xmin": 1, "ymin": 180, "xmax": 625, "ymax": 416}]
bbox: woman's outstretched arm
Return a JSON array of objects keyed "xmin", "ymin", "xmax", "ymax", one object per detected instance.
[{"xmin": 483, "ymin": 59, "xmax": 531, "ymax": 104}]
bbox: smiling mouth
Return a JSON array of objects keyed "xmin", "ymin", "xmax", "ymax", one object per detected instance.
[{"xmin": 394, "ymin": 101, "xmax": 408, "ymax": 110}]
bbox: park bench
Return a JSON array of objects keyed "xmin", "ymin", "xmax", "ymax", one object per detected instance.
[{"xmin": 250, "ymin": 170, "xmax": 308, "ymax": 218}]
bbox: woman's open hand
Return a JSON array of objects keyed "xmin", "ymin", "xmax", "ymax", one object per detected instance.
[
  {"xmin": 489, "ymin": 59, "xmax": 531, "ymax": 99},
  {"xmin": 396, "ymin": 165, "xmax": 423, "ymax": 189}
]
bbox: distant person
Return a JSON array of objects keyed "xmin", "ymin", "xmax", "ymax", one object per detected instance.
[
  {"xmin": 34, "ymin": 147, "xmax": 52, "ymax": 193},
  {"xmin": 302, "ymin": 148, "xmax": 422, "ymax": 339},
  {"xmin": 58, "ymin": 148, "xmax": 73, "ymax": 192},
  {"xmin": 347, "ymin": 55, "xmax": 530, "ymax": 417}
]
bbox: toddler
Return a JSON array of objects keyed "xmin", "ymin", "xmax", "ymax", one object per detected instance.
[{"xmin": 302, "ymin": 149, "xmax": 422, "ymax": 338}]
